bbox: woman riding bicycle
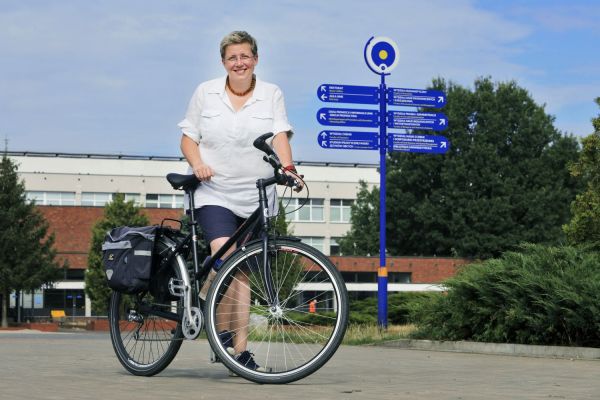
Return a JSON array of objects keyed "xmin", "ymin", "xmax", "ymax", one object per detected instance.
[{"xmin": 178, "ymin": 30, "xmax": 302, "ymax": 371}]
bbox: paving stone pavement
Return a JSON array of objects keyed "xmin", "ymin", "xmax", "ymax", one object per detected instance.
[{"xmin": 0, "ymin": 331, "xmax": 598, "ymax": 400}]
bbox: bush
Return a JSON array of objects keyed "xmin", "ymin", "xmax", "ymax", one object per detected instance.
[{"xmin": 409, "ymin": 244, "xmax": 600, "ymax": 347}]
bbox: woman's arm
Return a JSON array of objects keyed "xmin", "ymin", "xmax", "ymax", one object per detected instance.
[
  {"xmin": 272, "ymin": 132, "xmax": 294, "ymax": 168},
  {"xmin": 272, "ymin": 132, "xmax": 303, "ymax": 191},
  {"xmin": 180, "ymin": 135, "xmax": 214, "ymax": 181}
]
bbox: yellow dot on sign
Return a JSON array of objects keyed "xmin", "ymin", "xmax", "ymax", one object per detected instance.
[{"xmin": 379, "ymin": 50, "xmax": 388, "ymax": 60}]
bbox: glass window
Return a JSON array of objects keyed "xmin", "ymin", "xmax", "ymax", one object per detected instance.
[
  {"xmin": 145, "ymin": 194, "xmax": 184, "ymax": 209},
  {"xmin": 286, "ymin": 198, "xmax": 324, "ymax": 222},
  {"xmin": 124, "ymin": 193, "xmax": 141, "ymax": 205},
  {"xmin": 299, "ymin": 237, "xmax": 324, "ymax": 253},
  {"xmin": 330, "ymin": 237, "xmax": 342, "ymax": 256},
  {"xmin": 330, "ymin": 199, "xmax": 353, "ymax": 223},
  {"xmin": 81, "ymin": 192, "xmax": 111, "ymax": 206},
  {"xmin": 26, "ymin": 191, "xmax": 76, "ymax": 206},
  {"xmin": 145, "ymin": 194, "xmax": 159, "ymax": 208},
  {"xmin": 341, "ymin": 272, "xmax": 377, "ymax": 283},
  {"xmin": 389, "ymin": 272, "xmax": 412, "ymax": 283},
  {"xmin": 158, "ymin": 194, "xmax": 174, "ymax": 208},
  {"xmin": 26, "ymin": 191, "xmax": 44, "ymax": 203}
]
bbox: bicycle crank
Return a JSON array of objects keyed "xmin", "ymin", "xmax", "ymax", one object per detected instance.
[{"xmin": 182, "ymin": 306, "xmax": 203, "ymax": 340}]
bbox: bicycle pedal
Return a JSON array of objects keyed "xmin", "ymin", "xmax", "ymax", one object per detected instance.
[{"xmin": 168, "ymin": 278, "xmax": 186, "ymax": 297}]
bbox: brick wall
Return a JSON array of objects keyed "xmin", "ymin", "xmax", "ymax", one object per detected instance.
[
  {"xmin": 330, "ymin": 256, "xmax": 471, "ymax": 283},
  {"xmin": 39, "ymin": 206, "xmax": 471, "ymax": 283},
  {"xmin": 39, "ymin": 206, "xmax": 182, "ymax": 269}
]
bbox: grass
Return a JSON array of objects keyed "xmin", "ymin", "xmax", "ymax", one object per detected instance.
[
  {"xmin": 342, "ymin": 324, "xmax": 416, "ymax": 345},
  {"xmin": 242, "ymin": 322, "xmax": 416, "ymax": 346}
]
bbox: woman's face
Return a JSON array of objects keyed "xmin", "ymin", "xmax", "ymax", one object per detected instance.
[{"xmin": 222, "ymin": 43, "xmax": 258, "ymax": 82}]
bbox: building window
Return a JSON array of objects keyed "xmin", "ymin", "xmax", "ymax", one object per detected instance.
[
  {"xmin": 341, "ymin": 272, "xmax": 377, "ymax": 283},
  {"xmin": 330, "ymin": 199, "xmax": 353, "ymax": 223},
  {"xmin": 26, "ymin": 191, "xmax": 76, "ymax": 206},
  {"xmin": 330, "ymin": 237, "xmax": 342, "ymax": 256},
  {"xmin": 299, "ymin": 237, "xmax": 325, "ymax": 253},
  {"xmin": 285, "ymin": 198, "xmax": 324, "ymax": 222},
  {"xmin": 123, "ymin": 193, "xmax": 141, "ymax": 205},
  {"xmin": 145, "ymin": 194, "xmax": 184, "ymax": 209},
  {"xmin": 389, "ymin": 272, "xmax": 412, "ymax": 283},
  {"xmin": 81, "ymin": 192, "xmax": 112, "ymax": 206},
  {"xmin": 80, "ymin": 192, "xmax": 141, "ymax": 207}
]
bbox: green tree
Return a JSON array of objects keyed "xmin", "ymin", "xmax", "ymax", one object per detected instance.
[
  {"xmin": 0, "ymin": 155, "xmax": 65, "ymax": 327},
  {"xmin": 84, "ymin": 193, "xmax": 148, "ymax": 314},
  {"xmin": 342, "ymin": 77, "xmax": 580, "ymax": 259},
  {"xmin": 564, "ymin": 98, "xmax": 600, "ymax": 249},
  {"xmin": 338, "ymin": 181, "xmax": 380, "ymax": 256}
]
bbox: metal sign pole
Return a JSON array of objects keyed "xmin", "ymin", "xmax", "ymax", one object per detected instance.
[{"xmin": 377, "ymin": 73, "xmax": 388, "ymax": 328}]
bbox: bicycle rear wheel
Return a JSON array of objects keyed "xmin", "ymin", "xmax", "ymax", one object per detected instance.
[
  {"xmin": 205, "ymin": 238, "xmax": 349, "ymax": 384},
  {"xmin": 108, "ymin": 236, "xmax": 184, "ymax": 376}
]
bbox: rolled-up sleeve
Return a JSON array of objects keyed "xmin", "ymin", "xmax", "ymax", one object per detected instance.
[
  {"xmin": 178, "ymin": 86, "xmax": 203, "ymax": 143},
  {"xmin": 272, "ymin": 87, "xmax": 293, "ymax": 139}
]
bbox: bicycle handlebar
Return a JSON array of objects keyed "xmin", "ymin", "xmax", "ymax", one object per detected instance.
[{"xmin": 253, "ymin": 132, "xmax": 302, "ymax": 191}]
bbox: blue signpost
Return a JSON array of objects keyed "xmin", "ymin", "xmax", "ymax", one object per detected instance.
[
  {"xmin": 317, "ymin": 36, "xmax": 449, "ymax": 327},
  {"xmin": 318, "ymin": 130, "xmax": 379, "ymax": 150},
  {"xmin": 387, "ymin": 133, "xmax": 450, "ymax": 154},
  {"xmin": 387, "ymin": 87, "xmax": 446, "ymax": 108},
  {"xmin": 317, "ymin": 108, "xmax": 379, "ymax": 127},
  {"xmin": 318, "ymin": 84, "xmax": 379, "ymax": 104},
  {"xmin": 387, "ymin": 111, "xmax": 448, "ymax": 131}
]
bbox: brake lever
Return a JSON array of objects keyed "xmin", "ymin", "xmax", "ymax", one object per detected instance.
[{"xmin": 262, "ymin": 155, "xmax": 282, "ymax": 169}]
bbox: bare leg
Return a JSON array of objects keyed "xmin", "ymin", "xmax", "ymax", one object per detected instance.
[
  {"xmin": 230, "ymin": 271, "xmax": 251, "ymax": 353},
  {"xmin": 208, "ymin": 237, "xmax": 251, "ymax": 354},
  {"xmin": 208, "ymin": 237, "xmax": 236, "ymax": 333}
]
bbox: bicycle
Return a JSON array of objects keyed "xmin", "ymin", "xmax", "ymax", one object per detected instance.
[{"xmin": 107, "ymin": 132, "xmax": 349, "ymax": 384}]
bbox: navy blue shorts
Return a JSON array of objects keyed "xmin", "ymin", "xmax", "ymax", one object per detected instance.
[{"xmin": 193, "ymin": 206, "xmax": 247, "ymax": 244}]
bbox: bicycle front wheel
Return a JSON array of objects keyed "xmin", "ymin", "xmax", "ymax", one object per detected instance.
[
  {"xmin": 205, "ymin": 238, "xmax": 348, "ymax": 384},
  {"xmin": 108, "ymin": 237, "xmax": 184, "ymax": 376}
]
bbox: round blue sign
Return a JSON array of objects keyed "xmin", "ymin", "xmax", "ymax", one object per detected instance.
[{"xmin": 364, "ymin": 36, "xmax": 399, "ymax": 75}]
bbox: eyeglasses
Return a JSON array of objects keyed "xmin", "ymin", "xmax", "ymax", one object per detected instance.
[{"xmin": 224, "ymin": 54, "xmax": 255, "ymax": 64}]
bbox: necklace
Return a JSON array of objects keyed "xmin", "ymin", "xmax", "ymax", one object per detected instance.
[{"xmin": 226, "ymin": 75, "xmax": 256, "ymax": 97}]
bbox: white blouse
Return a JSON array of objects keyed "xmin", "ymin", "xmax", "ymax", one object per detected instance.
[{"xmin": 178, "ymin": 76, "xmax": 293, "ymax": 218}]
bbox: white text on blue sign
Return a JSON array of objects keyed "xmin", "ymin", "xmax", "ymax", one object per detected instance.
[{"xmin": 317, "ymin": 107, "xmax": 380, "ymax": 127}]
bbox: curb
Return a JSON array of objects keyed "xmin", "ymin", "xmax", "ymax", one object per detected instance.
[{"xmin": 375, "ymin": 339, "xmax": 600, "ymax": 360}]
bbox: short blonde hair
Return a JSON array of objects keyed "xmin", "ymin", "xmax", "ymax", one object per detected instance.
[{"xmin": 220, "ymin": 31, "xmax": 258, "ymax": 59}]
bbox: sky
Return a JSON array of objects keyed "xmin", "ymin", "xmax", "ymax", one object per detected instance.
[{"xmin": 1, "ymin": 0, "xmax": 599, "ymax": 164}]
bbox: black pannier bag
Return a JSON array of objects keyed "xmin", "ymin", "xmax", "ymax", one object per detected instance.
[{"xmin": 102, "ymin": 226, "xmax": 159, "ymax": 294}]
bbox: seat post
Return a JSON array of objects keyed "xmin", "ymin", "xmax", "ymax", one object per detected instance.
[{"xmin": 187, "ymin": 187, "xmax": 201, "ymax": 286}]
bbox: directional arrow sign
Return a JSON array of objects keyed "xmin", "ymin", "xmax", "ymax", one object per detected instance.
[
  {"xmin": 318, "ymin": 130, "xmax": 379, "ymax": 150},
  {"xmin": 387, "ymin": 110, "xmax": 448, "ymax": 131},
  {"xmin": 317, "ymin": 107, "xmax": 379, "ymax": 127},
  {"xmin": 318, "ymin": 84, "xmax": 379, "ymax": 104},
  {"xmin": 387, "ymin": 133, "xmax": 450, "ymax": 154},
  {"xmin": 387, "ymin": 87, "xmax": 446, "ymax": 108}
]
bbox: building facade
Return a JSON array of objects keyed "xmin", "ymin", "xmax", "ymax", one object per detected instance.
[{"xmin": 5, "ymin": 151, "xmax": 466, "ymax": 319}]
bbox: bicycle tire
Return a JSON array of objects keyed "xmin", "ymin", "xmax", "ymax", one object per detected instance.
[
  {"xmin": 108, "ymin": 234, "xmax": 185, "ymax": 376},
  {"xmin": 205, "ymin": 238, "xmax": 348, "ymax": 384}
]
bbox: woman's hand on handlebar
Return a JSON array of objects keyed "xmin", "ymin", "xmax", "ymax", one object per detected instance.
[
  {"xmin": 284, "ymin": 170, "xmax": 304, "ymax": 192},
  {"xmin": 192, "ymin": 162, "xmax": 214, "ymax": 181}
]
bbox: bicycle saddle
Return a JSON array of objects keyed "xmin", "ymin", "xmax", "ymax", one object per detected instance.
[{"xmin": 166, "ymin": 173, "xmax": 201, "ymax": 191}]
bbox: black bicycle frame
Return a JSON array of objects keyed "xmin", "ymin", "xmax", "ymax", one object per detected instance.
[{"xmin": 184, "ymin": 174, "xmax": 281, "ymax": 307}]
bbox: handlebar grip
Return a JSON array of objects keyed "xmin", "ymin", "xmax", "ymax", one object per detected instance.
[{"xmin": 253, "ymin": 132, "xmax": 275, "ymax": 156}]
